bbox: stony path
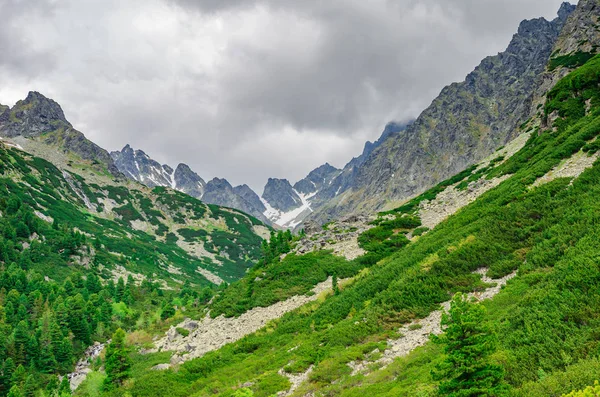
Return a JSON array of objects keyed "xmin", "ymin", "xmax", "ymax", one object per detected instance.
[{"xmin": 150, "ymin": 278, "xmax": 337, "ymax": 366}]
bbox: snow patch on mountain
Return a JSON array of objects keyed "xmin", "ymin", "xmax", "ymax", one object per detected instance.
[{"xmin": 262, "ymin": 190, "xmax": 317, "ymax": 228}]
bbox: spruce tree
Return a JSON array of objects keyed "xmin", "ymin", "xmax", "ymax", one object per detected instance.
[
  {"xmin": 6, "ymin": 385, "xmax": 22, "ymax": 397},
  {"xmin": 433, "ymin": 293, "xmax": 506, "ymax": 397},
  {"xmin": 103, "ymin": 328, "xmax": 131, "ymax": 390}
]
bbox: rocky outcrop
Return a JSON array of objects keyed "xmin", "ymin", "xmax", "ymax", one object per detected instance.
[
  {"xmin": 553, "ymin": 1, "xmax": 598, "ymax": 56},
  {"xmin": 233, "ymin": 184, "xmax": 266, "ymax": 213},
  {"xmin": 307, "ymin": 4, "xmax": 575, "ymax": 225},
  {"xmin": 203, "ymin": 178, "xmax": 270, "ymax": 223},
  {"xmin": 0, "ymin": 91, "xmax": 121, "ymax": 176},
  {"xmin": 0, "ymin": 91, "xmax": 71, "ymax": 138},
  {"xmin": 293, "ymin": 215, "xmax": 372, "ymax": 260},
  {"xmin": 67, "ymin": 341, "xmax": 106, "ymax": 391},
  {"xmin": 531, "ymin": 1, "xmax": 600, "ymax": 117}
]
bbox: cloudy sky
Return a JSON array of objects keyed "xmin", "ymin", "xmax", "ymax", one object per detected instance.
[{"xmin": 0, "ymin": 0, "xmax": 573, "ymax": 191}]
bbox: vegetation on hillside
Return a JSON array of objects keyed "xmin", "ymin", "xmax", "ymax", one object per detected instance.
[{"xmin": 75, "ymin": 55, "xmax": 600, "ymax": 397}]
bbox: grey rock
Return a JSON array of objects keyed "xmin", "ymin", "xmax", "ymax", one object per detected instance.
[
  {"xmin": 293, "ymin": 163, "xmax": 340, "ymax": 195},
  {"xmin": 0, "ymin": 91, "xmax": 71, "ymax": 138},
  {"xmin": 203, "ymin": 178, "xmax": 270, "ymax": 223},
  {"xmin": 233, "ymin": 184, "xmax": 266, "ymax": 213}
]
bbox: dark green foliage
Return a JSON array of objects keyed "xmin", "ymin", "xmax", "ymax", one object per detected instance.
[
  {"xmin": 113, "ymin": 202, "xmax": 143, "ymax": 224},
  {"xmin": 103, "ymin": 329, "xmax": 131, "ymax": 390},
  {"xmin": 433, "ymin": 294, "xmax": 506, "ymax": 396},
  {"xmin": 210, "ymin": 251, "xmax": 361, "ymax": 318},
  {"xmin": 177, "ymin": 228, "xmax": 207, "ymax": 242},
  {"xmin": 548, "ymin": 51, "xmax": 595, "ymax": 71}
]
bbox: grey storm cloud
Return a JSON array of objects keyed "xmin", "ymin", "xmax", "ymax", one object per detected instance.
[{"xmin": 0, "ymin": 0, "xmax": 575, "ymax": 191}]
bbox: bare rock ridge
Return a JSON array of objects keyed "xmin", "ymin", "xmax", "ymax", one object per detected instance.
[
  {"xmin": 0, "ymin": 91, "xmax": 121, "ymax": 176},
  {"xmin": 306, "ymin": 3, "xmax": 576, "ymax": 225}
]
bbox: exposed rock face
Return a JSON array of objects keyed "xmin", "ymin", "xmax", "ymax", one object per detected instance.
[
  {"xmin": 553, "ymin": 1, "xmax": 597, "ymax": 56},
  {"xmin": 0, "ymin": 104, "xmax": 9, "ymax": 118},
  {"xmin": 531, "ymin": 1, "xmax": 600, "ymax": 116},
  {"xmin": 0, "ymin": 91, "xmax": 71, "ymax": 138},
  {"xmin": 203, "ymin": 178, "xmax": 270, "ymax": 223},
  {"xmin": 0, "ymin": 91, "xmax": 121, "ymax": 176},
  {"xmin": 262, "ymin": 178, "xmax": 302, "ymax": 212},
  {"xmin": 307, "ymin": 4, "xmax": 575, "ymax": 225}
]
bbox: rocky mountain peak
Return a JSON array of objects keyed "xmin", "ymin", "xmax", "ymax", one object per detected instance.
[
  {"xmin": 553, "ymin": 0, "xmax": 600, "ymax": 57},
  {"xmin": 233, "ymin": 184, "xmax": 266, "ymax": 214},
  {"xmin": 110, "ymin": 144, "xmax": 173, "ymax": 187},
  {"xmin": 557, "ymin": 2, "xmax": 578, "ymax": 22},
  {"xmin": 293, "ymin": 163, "xmax": 340, "ymax": 195},
  {"xmin": 0, "ymin": 91, "xmax": 120, "ymax": 177},
  {"xmin": 263, "ymin": 178, "xmax": 301, "ymax": 212},
  {"xmin": 0, "ymin": 91, "xmax": 71, "ymax": 138},
  {"xmin": 306, "ymin": 2, "xmax": 575, "ymax": 226}
]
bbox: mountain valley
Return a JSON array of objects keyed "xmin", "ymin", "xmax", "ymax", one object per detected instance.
[{"xmin": 3, "ymin": 1, "xmax": 600, "ymax": 397}]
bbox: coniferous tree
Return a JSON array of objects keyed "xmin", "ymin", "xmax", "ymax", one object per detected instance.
[
  {"xmin": 433, "ymin": 293, "xmax": 506, "ymax": 397},
  {"xmin": 0, "ymin": 358, "xmax": 16, "ymax": 395},
  {"xmin": 103, "ymin": 328, "xmax": 131, "ymax": 390},
  {"xmin": 6, "ymin": 385, "xmax": 22, "ymax": 397},
  {"xmin": 58, "ymin": 377, "xmax": 71, "ymax": 396}
]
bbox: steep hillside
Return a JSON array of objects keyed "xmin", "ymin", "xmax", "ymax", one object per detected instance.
[
  {"xmin": 0, "ymin": 141, "xmax": 268, "ymax": 285},
  {"xmin": 93, "ymin": 49, "xmax": 600, "ymax": 396},
  {"xmin": 308, "ymin": 2, "xmax": 576, "ymax": 225}
]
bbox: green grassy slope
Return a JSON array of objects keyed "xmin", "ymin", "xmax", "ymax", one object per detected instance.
[
  {"xmin": 92, "ymin": 55, "xmax": 600, "ymax": 397},
  {"xmin": 0, "ymin": 145, "xmax": 267, "ymax": 286}
]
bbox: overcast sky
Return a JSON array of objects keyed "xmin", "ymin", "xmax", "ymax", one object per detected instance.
[{"xmin": 0, "ymin": 0, "xmax": 574, "ymax": 192}]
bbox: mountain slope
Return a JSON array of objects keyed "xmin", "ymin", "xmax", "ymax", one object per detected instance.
[
  {"xmin": 308, "ymin": 2, "xmax": 576, "ymax": 224},
  {"xmin": 0, "ymin": 141, "xmax": 268, "ymax": 285}
]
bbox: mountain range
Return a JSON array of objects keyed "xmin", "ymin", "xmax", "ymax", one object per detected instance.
[{"xmin": 105, "ymin": 2, "xmax": 576, "ymax": 230}]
